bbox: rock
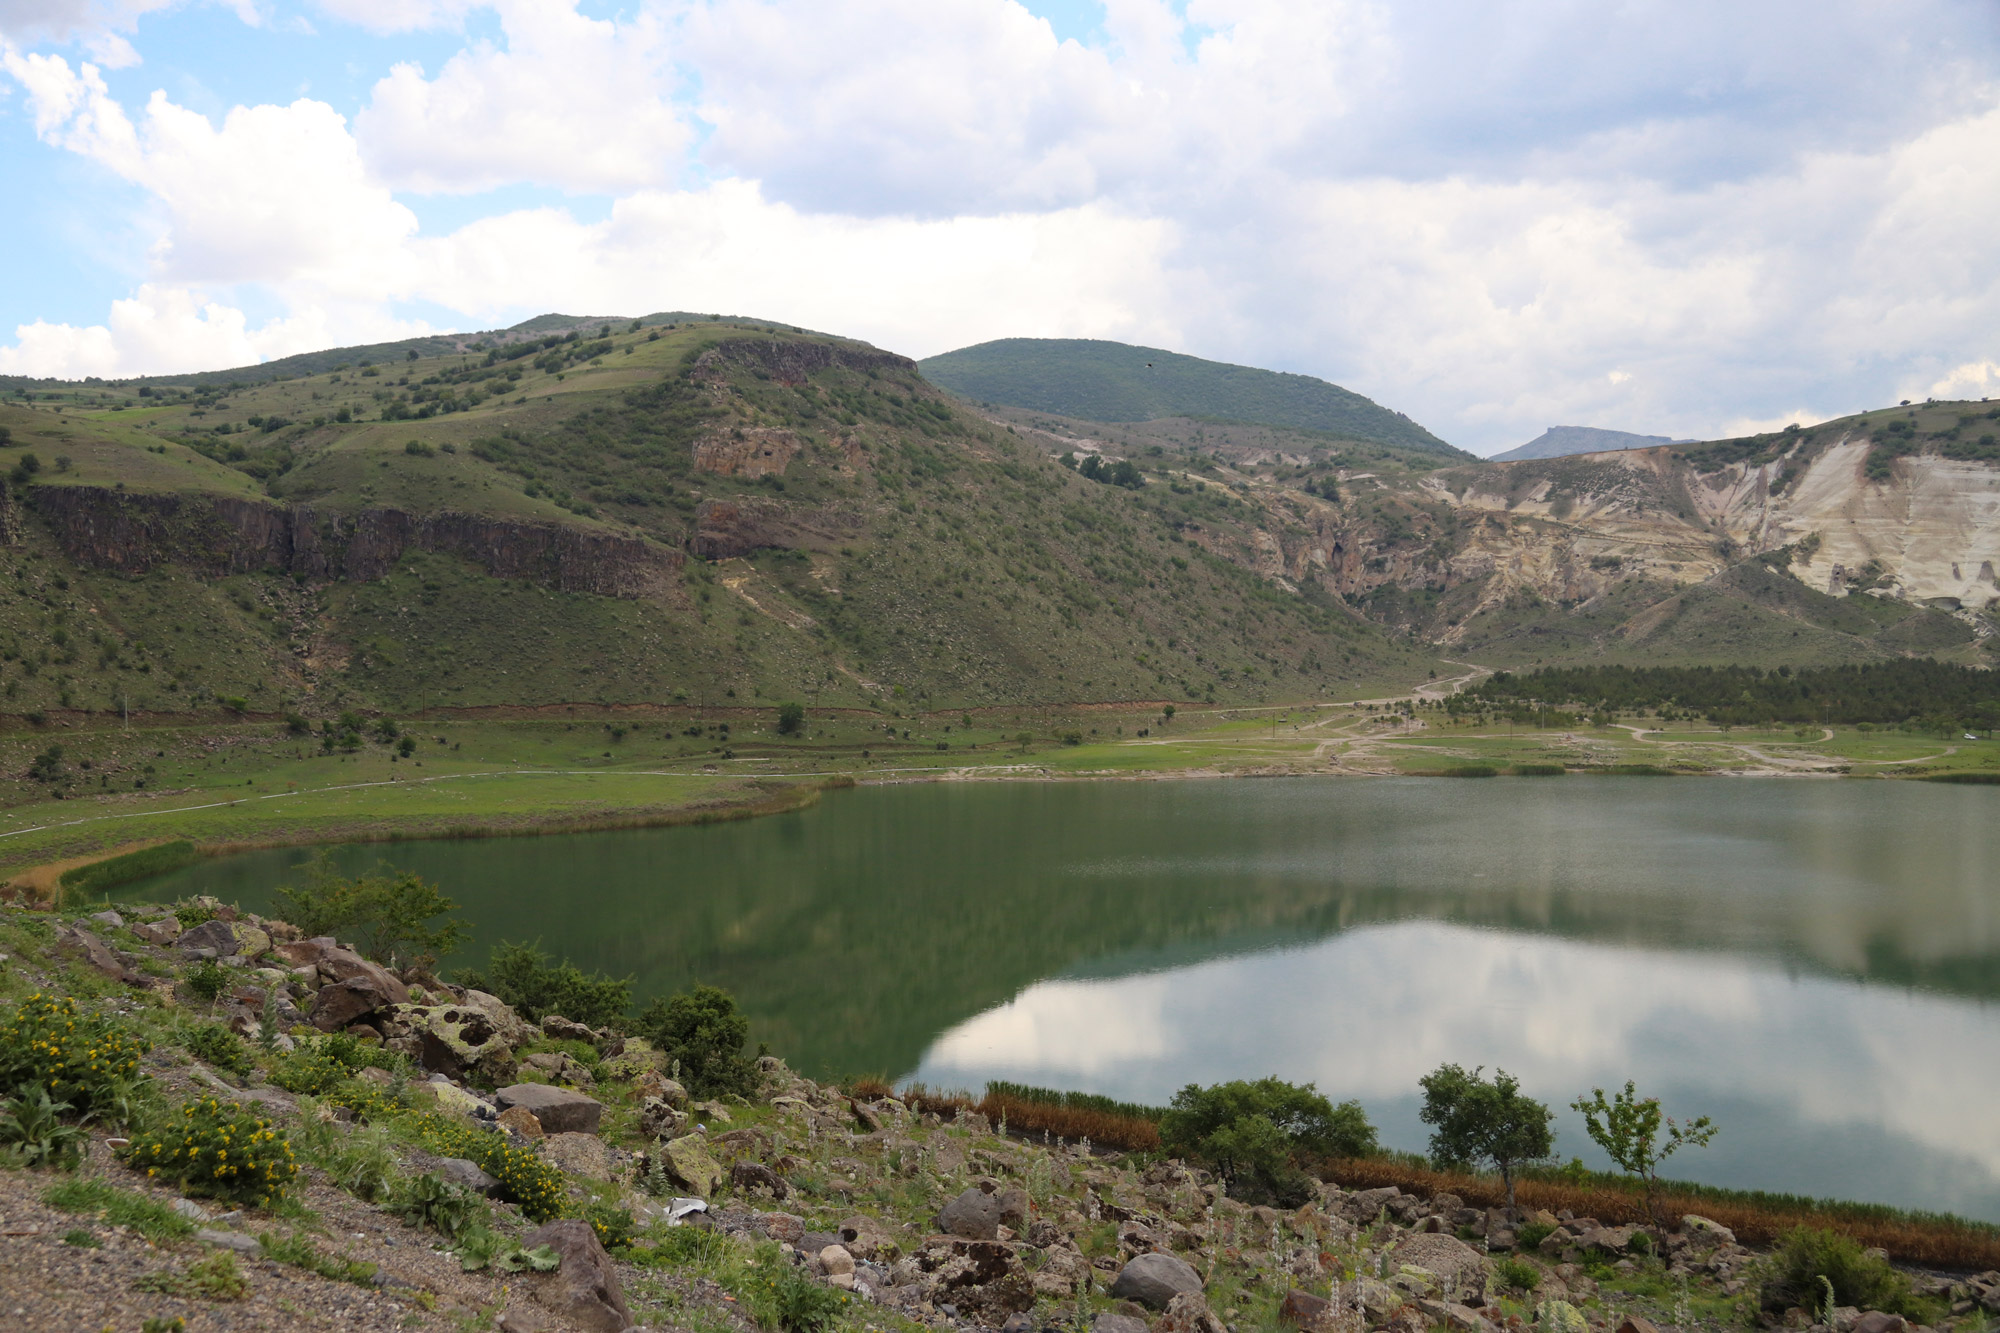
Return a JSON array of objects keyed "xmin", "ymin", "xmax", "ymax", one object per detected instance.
[
  {"xmin": 639, "ymin": 1097, "xmax": 688, "ymax": 1141},
  {"xmin": 310, "ymin": 977, "xmax": 398, "ymax": 1031},
  {"xmin": 662, "ymin": 1134, "xmax": 724, "ymax": 1196},
  {"xmin": 1682, "ymin": 1215, "xmax": 1736, "ymax": 1246},
  {"xmin": 762, "ymin": 1213, "xmax": 806, "ymax": 1245},
  {"xmin": 732, "ymin": 1161, "xmax": 789, "ymax": 1199},
  {"xmin": 1344, "ymin": 1278, "xmax": 1403, "ymax": 1320},
  {"xmin": 1094, "ymin": 1316, "xmax": 1150, "ymax": 1333},
  {"xmin": 1001, "ymin": 1314, "xmax": 1035, "ymax": 1333},
  {"xmin": 387, "ymin": 1001, "xmax": 519, "ymax": 1082},
  {"xmin": 630, "ymin": 1070, "xmax": 687, "ymax": 1105},
  {"xmin": 523, "ymin": 1050, "xmax": 596, "ymax": 1088},
  {"xmin": 57, "ymin": 928, "xmax": 141, "ymax": 985},
  {"xmin": 1391, "ymin": 1233, "xmax": 1488, "ymax": 1301},
  {"xmin": 820, "ymin": 1244, "xmax": 856, "ymax": 1276},
  {"xmin": 524, "ymin": 1219, "xmax": 632, "ymax": 1333},
  {"xmin": 1281, "ymin": 1290, "xmax": 1333, "ymax": 1327},
  {"xmin": 1417, "ymin": 1300, "xmax": 1492, "ymax": 1333},
  {"xmin": 1110, "ymin": 1252, "xmax": 1205, "ymax": 1310},
  {"xmin": 996, "ymin": 1186, "xmax": 1030, "ymax": 1227},
  {"xmin": 197, "ymin": 1228, "xmax": 261, "ymax": 1253},
  {"xmin": 1156, "ymin": 1290, "xmax": 1227, "ymax": 1333},
  {"xmin": 87, "ymin": 909, "xmax": 125, "ymax": 929},
  {"xmin": 543, "ymin": 1131, "xmax": 615, "ymax": 1179},
  {"xmin": 455, "ymin": 989, "xmax": 537, "ymax": 1047},
  {"xmin": 315, "ymin": 945, "xmax": 409, "ymax": 996},
  {"xmin": 496, "ymin": 1084, "xmax": 603, "ymax": 1135},
  {"xmin": 497, "ymin": 1309, "xmax": 553, "ymax": 1333},
  {"xmin": 436, "ymin": 1157, "xmax": 503, "ymax": 1196},
  {"xmin": 497, "ymin": 1105, "xmax": 545, "ymax": 1139},
  {"xmin": 1617, "ymin": 1318, "xmax": 1662, "ymax": 1333},
  {"xmin": 275, "ymin": 936, "xmax": 333, "ymax": 968},
  {"xmin": 691, "ymin": 1099, "xmax": 734, "ymax": 1125},
  {"xmin": 171, "ymin": 1199, "xmax": 211, "ymax": 1222},
  {"xmin": 422, "ymin": 1079, "xmax": 496, "ymax": 1119},
  {"xmin": 179, "ymin": 919, "xmax": 245, "ymax": 956},
  {"xmin": 1536, "ymin": 1300, "xmax": 1588, "ymax": 1333},
  {"xmin": 1851, "ymin": 1315, "xmax": 1906, "ymax": 1333},
  {"xmin": 542, "ymin": 1014, "xmax": 600, "ymax": 1044},
  {"xmin": 938, "ymin": 1185, "xmax": 1006, "ymax": 1240},
  {"xmin": 132, "ymin": 916, "xmax": 183, "ymax": 945}
]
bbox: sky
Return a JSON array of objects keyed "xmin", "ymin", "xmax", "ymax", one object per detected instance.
[{"xmin": 0, "ymin": 1, "xmax": 1996, "ymax": 454}]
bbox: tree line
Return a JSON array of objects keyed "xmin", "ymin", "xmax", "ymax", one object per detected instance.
[{"xmin": 1456, "ymin": 659, "xmax": 2000, "ymax": 729}]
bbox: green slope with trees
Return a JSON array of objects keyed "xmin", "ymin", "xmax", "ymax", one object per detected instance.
[{"xmin": 919, "ymin": 337, "xmax": 1465, "ymax": 457}]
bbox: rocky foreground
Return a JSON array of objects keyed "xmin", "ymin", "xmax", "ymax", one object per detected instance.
[{"xmin": 10, "ymin": 899, "xmax": 2000, "ymax": 1333}]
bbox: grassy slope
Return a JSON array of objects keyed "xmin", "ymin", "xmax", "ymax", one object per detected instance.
[
  {"xmin": 0, "ymin": 321, "xmax": 1442, "ymax": 722},
  {"xmin": 919, "ymin": 337, "xmax": 1467, "ymax": 457}
]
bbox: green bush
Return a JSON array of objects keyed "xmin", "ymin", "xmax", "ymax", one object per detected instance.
[
  {"xmin": 1160, "ymin": 1077, "xmax": 1376, "ymax": 1207},
  {"xmin": 407, "ymin": 1111, "xmax": 567, "ymax": 1221},
  {"xmin": 1494, "ymin": 1256, "xmax": 1542, "ymax": 1292},
  {"xmin": 184, "ymin": 959, "xmax": 229, "ymax": 1003},
  {"xmin": 182, "ymin": 1023, "xmax": 253, "ymax": 1076},
  {"xmin": 119, "ymin": 1096, "xmax": 299, "ymax": 1206},
  {"xmin": 1761, "ymin": 1226, "xmax": 1929, "ymax": 1318},
  {"xmin": 634, "ymin": 984, "xmax": 754, "ymax": 1098},
  {"xmin": 0, "ymin": 993, "xmax": 148, "ymax": 1118},
  {"xmin": 272, "ymin": 854, "xmax": 466, "ymax": 966},
  {"xmin": 1516, "ymin": 1222, "xmax": 1558, "ymax": 1251},
  {"xmin": 0, "ymin": 1086, "xmax": 91, "ymax": 1167},
  {"xmin": 585, "ymin": 1199, "xmax": 636, "ymax": 1251},
  {"xmin": 744, "ymin": 1244, "xmax": 853, "ymax": 1333},
  {"xmin": 457, "ymin": 940, "xmax": 631, "ymax": 1029},
  {"xmin": 270, "ymin": 1047, "xmax": 351, "ymax": 1095},
  {"xmin": 390, "ymin": 1171, "xmax": 486, "ymax": 1240}
]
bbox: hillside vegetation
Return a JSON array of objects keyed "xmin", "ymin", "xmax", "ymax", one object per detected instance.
[
  {"xmin": 0, "ymin": 319, "xmax": 1439, "ymax": 725},
  {"xmin": 920, "ymin": 338, "xmax": 1464, "ymax": 456}
]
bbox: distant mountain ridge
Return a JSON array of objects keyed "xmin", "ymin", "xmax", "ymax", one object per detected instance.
[
  {"xmin": 1491, "ymin": 425, "xmax": 1690, "ymax": 461},
  {"xmin": 920, "ymin": 337, "xmax": 1466, "ymax": 458}
]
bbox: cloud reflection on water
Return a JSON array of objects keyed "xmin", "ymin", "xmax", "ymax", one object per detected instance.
[{"xmin": 915, "ymin": 920, "xmax": 2000, "ymax": 1219}]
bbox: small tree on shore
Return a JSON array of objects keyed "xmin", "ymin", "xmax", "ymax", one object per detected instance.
[
  {"xmin": 1571, "ymin": 1080, "xmax": 1717, "ymax": 1226},
  {"xmin": 1418, "ymin": 1064, "xmax": 1553, "ymax": 1208},
  {"xmin": 775, "ymin": 702, "xmax": 805, "ymax": 736}
]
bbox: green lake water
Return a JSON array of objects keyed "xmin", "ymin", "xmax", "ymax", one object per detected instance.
[{"xmin": 126, "ymin": 776, "xmax": 2000, "ymax": 1221}]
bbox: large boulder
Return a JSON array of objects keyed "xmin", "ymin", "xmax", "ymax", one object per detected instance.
[
  {"xmin": 523, "ymin": 1219, "xmax": 631, "ymax": 1333},
  {"xmin": 316, "ymin": 945, "xmax": 407, "ymax": 995},
  {"xmin": 310, "ymin": 977, "xmax": 404, "ymax": 1032},
  {"xmin": 178, "ymin": 918, "xmax": 247, "ymax": 957},
  {"xmin": 1157, "ymin": 1292, "xmax": 1227, "ymax": 1333},
  {"xmin": 542, "ymin": 1132, "xmax": 615, "ymax": 1180},
  {"xmin": 1390, "ymin": 1233, "xmax": 1487, "ymax": 1302},
  {"xmin": 387, "ymin": 1001, "xmax": 520, "ymax": 1083},
  {"xmin": 495, "ymin": 1084, "xmax": 602, "ymax": 1135},
  {"xmin": 132, "ymin": 916, "xmax": 183, "ymax": 945},
  {"xmin": 662, "ymin": 1133, "xmax": 724, "ymax": 1196},
  {"xmin": 938, "ymin": 1185, "xmax": 1006, "ymax": 1240},
  {"xmin": 1110, "ymin": 1253, "xmax": 1205, "ymax": 1310}
]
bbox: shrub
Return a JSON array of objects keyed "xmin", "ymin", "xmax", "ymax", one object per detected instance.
[
  {"xmin": 745, "ymin": 1244, "xmax": 852, "ymax": 1333},
  {"xmin": 1516, "ymin": 1222, "xmax": 1558, "ymax": 1251},
  {"xmin": 184, "ymin": 959, "xmax": 229, "ymax": 1003},
  {"xmin": 458, "ymin": 940, "xmax": 631, "ymax": 1029},
  {"xmin": 271, "ymin": 854, "xmax": 466, "ymax": 966},
  {"xmin": 634, "ymin": 984, "xmax": 755, "ymax": 1098},
  {"xmin": 1161, "ymin": 1077, "xmax": 1377, "ymax": 1206},
  {"xmin": 390, "ymin": 1171, "xmax": 486, "ymax": 1241},
  {"xmin": 0, "ymin": 993, "xmax": 148, "ymax": 1118},
  {"xmin": 1494, "ymin": 1256, "xmax": 1542, "ymax": 1292},
  {"xmin": 120, "ymin": 1097, "xmax": 299, "ymax": 1205},
  {"xmin": 182, "ymin": 1023, "xmax": 253, "ymax": 1076},
  {"xmin": 585, "ymin": 1199, "xmax": 636, "ymax": 1251},
  {"xmin": 270, "ymin": 1046, "xmax": 351, "ymax": 1095},
  {"xmin": 776, "ymin": 702, "xmax": 805, "ymax": 735},
  {"xmin": 1761, "ymin": 1226, "xmax": 1928, "ymax": 1318},
  {"xmin": 0, "ymin": 1086, "xmax": 90, "ymax": 1167},
  {"xmin": 407, "ymin": 1111, "xmax": 567, "ymax": 1221},
  {"xmin": 294, "ymin": 1117, "xmax": 400, "ymax": 1201}
]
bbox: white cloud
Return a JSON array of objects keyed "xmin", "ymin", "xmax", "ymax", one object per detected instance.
[
  {"xmin": 1930, "ymin": 362, "xmax": 2000, "ymax": 401},
  {"xmin": 354, "ymin": 0, "xmax": 688, "ymax": 194},
  {"xmin": 0, "ymin": 0, "xmax": 1997, "ymax": 451}
]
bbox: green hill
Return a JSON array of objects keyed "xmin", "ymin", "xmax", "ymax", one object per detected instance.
[
  {"xmin": 919, "ymin": 337, "xmax": 1465, "ymax": 457},
  {"xmin": 0, "ymin": 320, "xmax": 1440, "ymax": 725}
]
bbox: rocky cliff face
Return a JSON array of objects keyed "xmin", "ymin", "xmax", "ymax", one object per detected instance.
[
  {"xmin": 691, "ymin": 496, "xmax": 865, "ymax": 560},
  {"xmin": 32, "ymin": 485, "xmax": 683, "ymax": 599},
  {"xmin": 1221, "ymin": 428, "xmax": 2000, "ymax": 641}
]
